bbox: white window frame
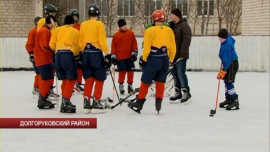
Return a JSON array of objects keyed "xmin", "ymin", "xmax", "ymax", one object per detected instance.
[
  {"xmin": 197, "ymin": 0, "xmax": 215, "ymax": 16},
  {"xmin": 144, "ymin": 0, "xmax": 162, "ymax": 17},
  {"xmin": 118, "ymin": 0, "xmax": 135, "ymax": 17},
  {"xmin": 171, "ymin": 0, "xmax": 189, "ymax": 17}
]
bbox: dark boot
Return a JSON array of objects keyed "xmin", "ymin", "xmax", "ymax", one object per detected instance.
[
  {"xmin": 219, "ymin": 94, "xmax": 230, "ymax": 108},
  {"xmin": 128, "ymin": 98, "xmax": 146, "ymax": 114},
  {"xmin": 226, "ymin": 95, "xmax": 240, "ymax": 110},
  {"xmin": 91, "ymin": 98, "xmax": 106, "ymax": 114},
  {"xmin": 74, "ymin": 83, "xmax": 84, "ymax": 93},
  {"xmin": 37, "ymin": 94, "xmax": 55, "ymax": 109},
  {"xmin": 83, "ymin": 97, "xmax": 92, "ymax": 114},
  {"xmin": 181, "ymin": 89, "xmax": 192, "ymax": 104},
  {"xmin": 128, "ymin": 84, "xmax": 134, "ymax": 94},
  {"xmin": 169, "ymin": 87, "xmax": 182, "ymax": 101},
  {"xmin": 119, "ymin": 83, "xmax": 125, "ymax": 95},
  {"xmin": 155, "ymin": 98, "xmax": 162, "ymax": 114},
  {"xmin": 60, "ymin": 97, "xmax": 76, "ymax": 113}
]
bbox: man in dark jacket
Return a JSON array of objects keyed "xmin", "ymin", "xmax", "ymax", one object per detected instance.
[{"xmin": 169, "ymin": 8, "xmax": 192, "ymax": 104}]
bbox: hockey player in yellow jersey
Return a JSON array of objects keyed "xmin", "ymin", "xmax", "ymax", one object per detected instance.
[
  {"xmin": 79, "ymin": 4, "xmax": 111, "ymax": 114},
  {"xmin": 49, "ymin": 15, "xmax": 80, "ymax": 113},
  {"xmin": 128, "ymin": 10, "xmax": 176, "ymax": 114}
]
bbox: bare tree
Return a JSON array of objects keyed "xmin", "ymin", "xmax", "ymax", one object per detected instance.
[
  {"xmin": 216, "ymin": 0, "xmax": 242, "ymax": 35},
  {"xmin": 104, "ymin": 0, "xmax": 118, "ymax": 36},
  {"xmin": 186, "ymin": 0, "xmax": 199, "ymax": 35}
]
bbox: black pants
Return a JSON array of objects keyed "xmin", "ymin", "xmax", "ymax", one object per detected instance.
[{"xmin": 224, "ymin": 60, "xmax": 239, "ymax": 83}]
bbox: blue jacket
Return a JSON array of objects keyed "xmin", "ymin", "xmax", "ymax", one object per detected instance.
[{"xmin": 219, "ymin": 34, "xmax": 238, "ymax": 70}]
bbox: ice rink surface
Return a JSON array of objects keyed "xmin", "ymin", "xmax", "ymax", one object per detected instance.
[{"xmin": 0, "ymin": 71, "xmax": 269, "ymax": 152}]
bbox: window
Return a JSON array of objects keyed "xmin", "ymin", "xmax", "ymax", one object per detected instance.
[
  {"xmin": 171, "ymin": 0, "xmax": 188, "ymax": 16},
  {"xmin": 118, "ymin": 0, "xmax": 135, "ymax": 16},
  {"xmin": 144, "ymin": 0, "xmax": 162, "ymax": 16},
  {"xmin": 197, "ymin": 0, "xmax": 214, "ymax": 16},
  {"xmin": 89, "ymin": 0, "xmax": 108, "ymax": 16}
]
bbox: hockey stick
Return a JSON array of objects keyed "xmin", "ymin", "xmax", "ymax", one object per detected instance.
[
  {"xmin": 55, "ymin": 74, "xmax": 59, "ymax": 107},
  {"xmin": 105, "ymin": 88, "xmax": 139, "ymax": 109},
  {"xmin": 209, "ymin": 79, "xmax": 221, "ymax": 117},
  {"xmin": 112, "ymin": 65, "xmax": 116, "ymax": 102},
  {"xmin": 210, "ymin": 63, "xmax": 222, "ymax": 117},
  {"xmin": 109, "ymin": 68, "xmax": 121, "ymax": 102}
]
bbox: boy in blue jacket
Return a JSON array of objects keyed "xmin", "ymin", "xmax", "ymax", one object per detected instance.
[{"xmin": 217, "ymin": 28, "xmax": 239, "ymax": 110}]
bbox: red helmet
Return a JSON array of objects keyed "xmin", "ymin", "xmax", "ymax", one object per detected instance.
[{"xmin": 152, "ymin": 10, "xmax": 166, "ymax": 22}]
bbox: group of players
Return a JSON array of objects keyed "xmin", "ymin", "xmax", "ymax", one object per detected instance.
[{"xmin": 25, "ymin": 3, "xmax": 239, "ymax": 114}]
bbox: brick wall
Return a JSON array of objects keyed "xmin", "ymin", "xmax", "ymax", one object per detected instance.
[
  {"xmin": 0, "ymin": 0, "xmax": 43, "ymax": 37},
  {"xmin": 242, "ymin": 0, "xmax": 270, "ymax": 35}
]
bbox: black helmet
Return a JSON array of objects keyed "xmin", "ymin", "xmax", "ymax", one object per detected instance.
[
  {"xmin": 34, "ymin": 16, "xmax": 41, "ymax": 26},
  {"xmin": 88, "ymin": 4, "xmax": 100, "ymax": 16},
  {"xmin": 70, "ymin": 9, "xmax": 79, "ymax": 18},
  {"xmin": 44, "ymin": 4, "xmax": 57, "ymax": 14}
]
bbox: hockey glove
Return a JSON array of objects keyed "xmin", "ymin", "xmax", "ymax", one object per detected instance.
[
  {"xmin": 139, "ymin": 56, "xmax": 146, "ymax": 70},
  {"xmin": 104, "ymin": 54, "xmax": 112, "ymax": 69},
  {"xmin": 217, "ymin": 70, "xmax": 227, "ymax": 79},
  {"xmin": 29, "ymin": 53, "xmax": 34, "ymax": 64},
  {"xmin": 131, "ymin": 51, "xmax": 138, "ymax": 62},
  {"xmin": 75, "ymin": 51, "xmax": 83, "ymax": 68},
  {"xmin": 111, "ymin": 54, "xmax": 117, "ymax": 65}
]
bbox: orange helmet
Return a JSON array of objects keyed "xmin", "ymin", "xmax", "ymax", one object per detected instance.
[{"xmin": 152, "ymin": 10, "xmax": 166, "ymax": 22}]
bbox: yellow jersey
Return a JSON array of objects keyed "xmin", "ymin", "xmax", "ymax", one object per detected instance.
[
  {"xmin": 49, "ymin": 25, "xmax": 80, "ymax": 56},
  {"xmin": 79, "ymin": 18, "xmax": 108, "ymax": 54},
  {"xmin": 143, "ymin": 25, "xmax": 176, "ymax": 62}
]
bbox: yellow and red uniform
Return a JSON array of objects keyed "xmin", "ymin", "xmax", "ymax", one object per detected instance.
[
  {"xmin": 111, "ymin": 29, "xmax": 137, "ymax": 60},
  {"xmin": 143, "ymin": 25, "xmax": 176, "ymax": 62},
  {"xmin": 138, "ymin": 25, "xmax": 176, "ymax": 100},
  {"xmin": 111, "ymin": 29, "xmax": 138, "ymax": 84},
  {"xmin": 50, "ymin": 25, "xmax": 80, "ymax": 100},
  {"xmin": 79, "ymin": 19, "xmax": 108, "ymax": 54},
  {"xmin": 34, "ymin": 25, "xmax": 54, "ymax": 98},
  {"xmin": 50, "ymin": 25, "xmax": 80, "ymax": 55},
  {"xmin": 37, "ymin": 18, "xmax": 45, "ymax": 31},
  {"xmin": 79, "ymin": 18, "xmax": 108, "ymax": 100},
  {"xmin": 25, "ymin": 27, "xmax": 37, "ymax": 54},
  {"xmin": 25, "ymin": 26, "xmax": 40, "ymax": 89},
  {"xmin": 34, "ymin": 25, "xmax": 53, "ymax": 66}
]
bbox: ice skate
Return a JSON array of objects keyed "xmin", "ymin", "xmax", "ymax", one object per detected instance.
[
  {"xmin": 219, "ymin": 95, "xmax": 230, "ymax": 108},
  {"xmin": 128, "ymin": 98, "xmax": 146, "ymax": 114},
  {"xmin": 91, "ymin": 98, "xmax": 107, "ymax": 114},
  {"xmin": 83, "ymin": 97, "xmax": 92, "ymax": 114},
  {"xmin": 169, "ymin": 88, "xmax": 182, "ymax": 104},
  {"xmin": 180, "ymin": 89, "xmax": 192, "ymax": 104},
  {"xmin": 60, "ymin": 97, "xmax": 76, "ymax": 113},
  {"xmin": 119, "ymin": 83, "xmax": 125, "ymax": 95},
  {"xmin": 74, "ymin": 83, "xmax": 84, "ymax": 94},
  {"xmin": 37, "ymin": 94, "xmax": 55, "ymax": 109},
  {"xmin": 155, "ymin": 98, "xmax": 162, "ymax": 114},
  {"xmin": 128, "ymin": 84, "xmax": 134, "ymax": 94},
  {"xmin": 226, "ymin": 95, "xmax": 240, "ymax": 110},
  {"xmin": 48, "ymin": 87, "xmax": 59, "ymax": 101}
]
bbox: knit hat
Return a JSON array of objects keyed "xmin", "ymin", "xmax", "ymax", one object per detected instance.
[
  {"xmin": 218, "ymin": 28, "xmax": 228, "ymax": 39},
  {"xmin": 171, "ymin": 8, "xmax": 182, "ymax": 19},
  {"xmin": 118, "ymin": 19, "xmax": 126, "ymax": 28},
  {"xmin": 64, "ymin": 15, "xmax": 74, "ymax": 25},
  {"xmin": 34, "ymin": 16, "xmax": 41, "ymax": 26}
]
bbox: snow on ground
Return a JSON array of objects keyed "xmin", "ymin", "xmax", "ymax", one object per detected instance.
[{"xmin": 0, "ymin": 71, "xmax": 269, "ymax": 152}]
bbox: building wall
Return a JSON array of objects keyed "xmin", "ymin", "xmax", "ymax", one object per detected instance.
[
  {"xmin": 242, "ymin": 0, "xmax": 270, "ymax": 35},
  {"xmin": 0, "ymin": 0, "xmax": 43, "ymax": 37},
  {"xmin": 1, "ymin": 36, "xmax": 269, "ymax": 72}
]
